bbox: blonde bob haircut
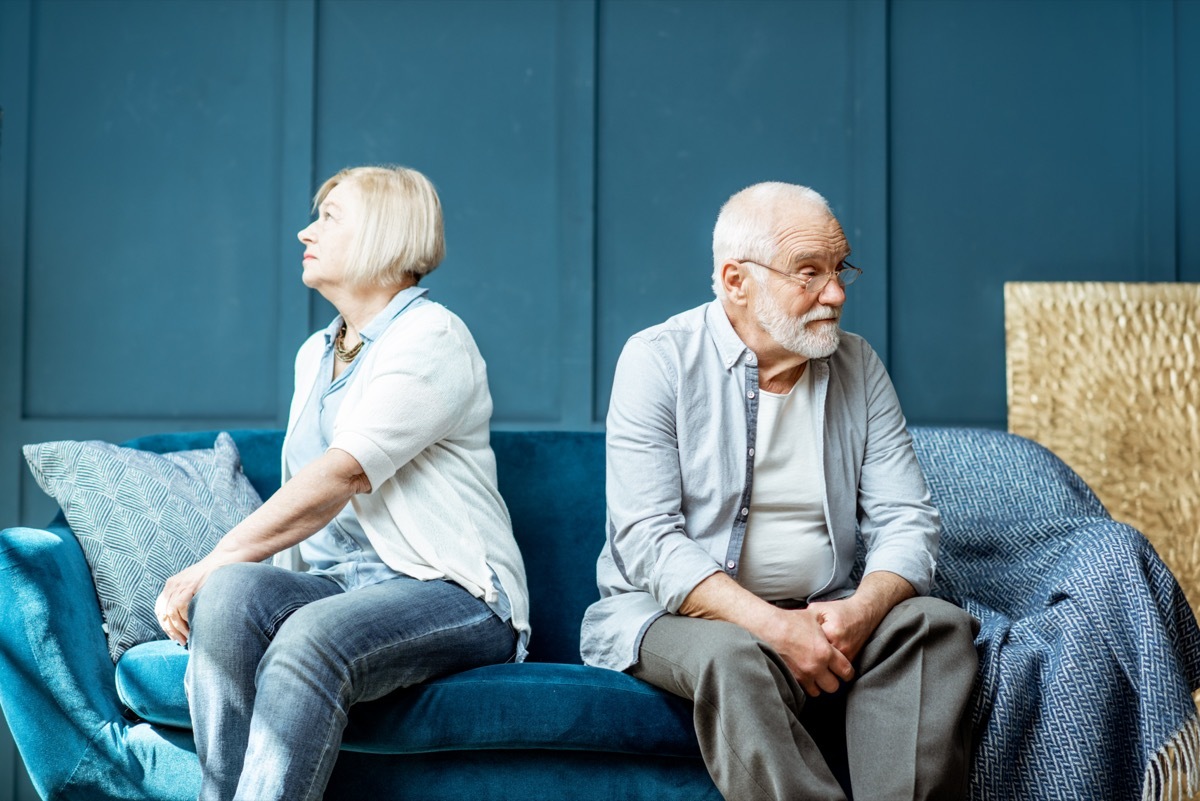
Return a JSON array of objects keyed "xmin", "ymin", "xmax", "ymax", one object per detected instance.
[{"xmin": 312, "ymin": 165, "xmax": 446, "ymax": 287}]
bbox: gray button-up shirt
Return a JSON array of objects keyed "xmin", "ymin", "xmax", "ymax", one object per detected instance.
[{"xmin": 580, "ymin": 300, "xmax": 939, "ymax": 672}]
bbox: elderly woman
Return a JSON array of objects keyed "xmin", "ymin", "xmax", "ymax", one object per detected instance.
[{"xmin": 154, "ymin": 165, "xmax": 529, "ymax": 801}]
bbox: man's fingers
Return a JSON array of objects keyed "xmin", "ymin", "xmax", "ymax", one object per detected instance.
[
  {"xmin": 831, "ymin": 649, "xmax": 855, "ymax": 682},
  {"xmin": 801, "ymin": 669, "xmax": 844, "ymax": 697},
  {"xmin": 816, "ymin": 671, "xmax": 841, "ymax": 695}
]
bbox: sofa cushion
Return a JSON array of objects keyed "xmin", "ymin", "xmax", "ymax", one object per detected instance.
[
  {"xmin": 115, "ymin": 640, "xmax": 191, "ymax": 729},
  {"xmin": 342, "ymin": 662, "xmax": 700, "ymax": 756},
  {"xmin": 23, "ymin": 433, "xmax": 262, "ymax": 663},
  {"xmin": 116, "ymin": 642, "xmax": 701, "ymax": 757}
]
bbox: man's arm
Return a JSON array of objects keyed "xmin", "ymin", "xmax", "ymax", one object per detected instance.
[
  {"xmin": 680, "ymin": 572, "xmax": 855, "ymax": 696},
  {"xmin": 605, "ymin": 337, "xmax": 727, "ymax": 613},
  {"xmin": 854, "ymin": 343, "xmax": 940, "ymax": 595}
]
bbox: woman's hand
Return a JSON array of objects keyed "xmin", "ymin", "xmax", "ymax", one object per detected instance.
[
  {"xmin": 155, "ymin": 557, "xmax": 221, "ymax": 646},
  {"xmin": 151, "ymin": 448, "xmax": 369, "ymax": 646},
  {"xmin": 150, "ymin": 447, "xmax": 370, "ymax": 647}
]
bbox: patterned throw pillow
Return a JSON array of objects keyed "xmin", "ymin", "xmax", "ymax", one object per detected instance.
[{"xmin": 23, "ymin": 432, "xmax": 262, "ymax": 663}]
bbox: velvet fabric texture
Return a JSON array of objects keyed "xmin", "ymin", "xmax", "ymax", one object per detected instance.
[
  {"xmin": 118, "ymin": 642, "xmax": 699, "ymax": 755},
  {"xmin": 3, "ymin": 428, "xmax": 1198, "ymax": 801}
]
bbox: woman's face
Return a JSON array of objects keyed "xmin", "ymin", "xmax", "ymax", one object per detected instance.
[{"xmin": 297, "ymin": 181, "xmax": 363, "ymax": 293}]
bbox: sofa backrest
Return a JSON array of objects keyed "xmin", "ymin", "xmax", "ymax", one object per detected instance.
[
  {"xmin": 120, "ymin": 426, "xmax": 1107, "ymax": 666},
  {"xmin": 122, "ymin": 428, "xmax": 606, "ymax": 665},
  {"xmin": 491, "ymin": 431, "xmax": 605, "ymax": 664}
]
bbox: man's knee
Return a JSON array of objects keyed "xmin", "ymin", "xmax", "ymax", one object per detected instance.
[
  {"xmin": 862, "ymin": 596, "xmax": 979, "ymax": 677},
  {"xmin": 885, "ymin": 596, "xmax": 978, "ymax": 639}
]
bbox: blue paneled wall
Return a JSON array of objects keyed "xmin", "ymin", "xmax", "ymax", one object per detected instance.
[{"xmin": 1, "ymin": 0, "xmax": 1196, "ymax": 796}]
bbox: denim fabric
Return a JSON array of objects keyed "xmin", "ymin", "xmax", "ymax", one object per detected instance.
[{"xmin": 186, "ymin": 562, "xmax": 515, "ymax": 801}]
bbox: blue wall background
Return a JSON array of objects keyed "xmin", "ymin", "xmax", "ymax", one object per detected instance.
[{"xmin": 1, "ymin": 0, "xmax": 1197, "ymax": 795}]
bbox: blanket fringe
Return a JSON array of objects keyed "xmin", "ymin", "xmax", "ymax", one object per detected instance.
[{"xmin": 1144, "ymin": 715, "xmax": 1200, "ymax": 801}]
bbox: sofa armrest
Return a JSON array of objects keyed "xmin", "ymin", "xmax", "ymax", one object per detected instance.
[
  {"xmin": 939, "ymin": 517, "xmax": 1200, "ymax": 799},
  {"xmin": 0, "ymin": 523, "xmax": 198, "ymax": 800}
]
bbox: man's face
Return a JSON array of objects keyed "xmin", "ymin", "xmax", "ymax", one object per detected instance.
[{"xmin": 750, "ymin": 211, "xmax": 850, "ymax": 359}]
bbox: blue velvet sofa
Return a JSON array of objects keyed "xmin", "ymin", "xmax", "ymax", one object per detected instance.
[{"xmin": 2, "ymin": 427, "xmax": 1199, "ymax": 801}]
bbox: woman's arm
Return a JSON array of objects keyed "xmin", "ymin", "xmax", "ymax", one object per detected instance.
[{"xmin": 154, "ymin": 447, "xmax": 370, "ymax": 645}]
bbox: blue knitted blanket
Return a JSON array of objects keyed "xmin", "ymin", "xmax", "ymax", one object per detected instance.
[{"xmin": 912, "ymin": 428, "xmax": 1200, "ymax": 801}]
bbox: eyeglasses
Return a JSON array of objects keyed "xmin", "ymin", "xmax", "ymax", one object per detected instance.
[{"xmin": 738, "ymin": 260, "xmax": 862, "ymax": 294}]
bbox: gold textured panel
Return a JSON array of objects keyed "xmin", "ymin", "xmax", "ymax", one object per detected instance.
[{"xmin": 1005, "ymin": 282, "xmax": 1200, "ymax": 621}]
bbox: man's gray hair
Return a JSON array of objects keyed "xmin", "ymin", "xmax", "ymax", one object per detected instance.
[{"xmin": 711, "ymin": 182, "xmax": 833, "ymax": 299}]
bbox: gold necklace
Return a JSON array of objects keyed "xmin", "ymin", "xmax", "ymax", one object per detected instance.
[{"xmin": 334, "ymin": 323, "xmax": 364, "ymax": 363}]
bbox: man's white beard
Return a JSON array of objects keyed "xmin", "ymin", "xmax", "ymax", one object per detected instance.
[{"xmin": 754, "ymin": 289, "xmax": 841, "ymax": 358}]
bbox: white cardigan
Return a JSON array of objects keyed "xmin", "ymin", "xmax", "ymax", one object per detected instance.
[{"xmin": 273, "ymin": 301, "xmax": 531, "ymax": 658}]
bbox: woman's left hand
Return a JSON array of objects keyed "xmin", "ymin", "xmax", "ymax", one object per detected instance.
[{"xmin": 154, "ymin": 558, "xmax": 220, "ymax": 646}]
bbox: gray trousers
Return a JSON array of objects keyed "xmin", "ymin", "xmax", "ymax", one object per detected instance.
[{"xmin": 629, "ymin": 596, "xmax": 978, "ymax": 801}]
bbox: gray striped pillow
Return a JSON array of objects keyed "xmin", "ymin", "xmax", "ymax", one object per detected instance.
[{"xmin": 23, "ymin": 433, "xmax": 262, "ymax": 662}]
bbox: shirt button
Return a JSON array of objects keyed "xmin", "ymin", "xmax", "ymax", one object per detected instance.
[
  {"xmin": 727, "ymin": 560, "xmax": 736, "ymax": 569},
  {"xmin": 748, "ymin": 448, "xmax": 755, "ymax": 457},
  {"xmin": 741, "ymin": 507, "xmax": 749, "ymax": 516},
  {"xmin": 747, "ymin": 390, "xmax": 756, "ymax": 399}
]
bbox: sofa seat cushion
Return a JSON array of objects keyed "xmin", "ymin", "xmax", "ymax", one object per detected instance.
[{"xmin": 116, "ymin": 642, "xmax": 701, "ymax": 757}]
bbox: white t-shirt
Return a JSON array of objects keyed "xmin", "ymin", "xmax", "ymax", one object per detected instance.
[{"xmin": 737, "ymin": 366, "xmax": 835, "ymax": 601}]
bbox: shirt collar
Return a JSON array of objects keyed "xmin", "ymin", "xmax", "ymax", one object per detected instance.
[
  {"xmin": 322, "ymin": 286, "xmax": 430, "ymax": 347},
  {"xmin": 704, "ymin": 299, "xmax": 756, "ymax": 371}
]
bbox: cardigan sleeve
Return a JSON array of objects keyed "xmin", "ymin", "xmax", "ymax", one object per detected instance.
[{"xmin": 329, "ymin": 306, "xmax": 481, "ymax": 493}]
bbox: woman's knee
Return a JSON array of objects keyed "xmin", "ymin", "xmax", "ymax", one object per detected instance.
[
  {"xmin": 191, "ymin": 563, "xmax": 320, "ymax": 636},
  {"xmin": 191, "ymin": 563, "xmax": 264, "ymax": 623}
]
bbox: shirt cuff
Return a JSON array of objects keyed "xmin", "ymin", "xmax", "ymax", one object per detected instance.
[
  {"xmin": 329, "ymin": 431, "xmax": 394, "ymax": 493},
  {"xmin": 656, "ymin": 554, "xmax": 725, "ymax": 614},
  {"xmin": 862, "ymin": 550, "xmax": 935, "ymax": 596}
]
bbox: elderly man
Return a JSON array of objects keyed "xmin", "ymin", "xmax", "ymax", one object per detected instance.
[{"xmin": 581, "ymin": 182, "xmax": 979, "ymax": 800}]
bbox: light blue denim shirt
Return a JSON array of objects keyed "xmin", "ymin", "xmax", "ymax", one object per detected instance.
[
  {"xmin": 580, "ymin": 300, "xmax": 939, "ymax": 672},
  {"xmin": 286, "ymin": 286, "xmax": 511, "ymax": 621}
]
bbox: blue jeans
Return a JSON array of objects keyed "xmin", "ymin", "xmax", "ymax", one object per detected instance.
[{"xmin": 186, "ymin": 562, "xmax": 517, "ymax": 801}]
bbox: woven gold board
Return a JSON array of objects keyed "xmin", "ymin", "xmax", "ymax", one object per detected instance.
[{"xmin": 1005, "ymin": 282, "xmax": 1200, "ymax": 620}]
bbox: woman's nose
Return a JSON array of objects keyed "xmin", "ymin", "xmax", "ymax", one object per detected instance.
[{"xmin": 298, "ymin": 222, "xmax": 315, "ymax": 244}]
